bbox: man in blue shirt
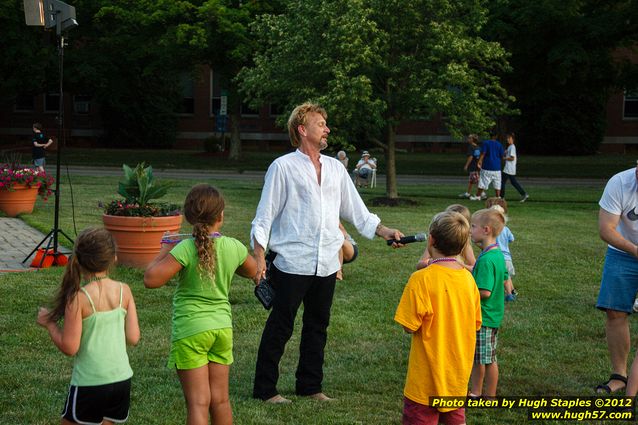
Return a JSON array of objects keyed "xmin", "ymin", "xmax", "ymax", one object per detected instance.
[{"xmin": 471, "ymin": 132, "xmax": 504, "ymax": 201}]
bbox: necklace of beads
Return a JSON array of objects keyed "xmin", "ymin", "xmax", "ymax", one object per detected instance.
[{"xmin": 429, "ymin": 257, "xmax": 458, "ymax": 266}]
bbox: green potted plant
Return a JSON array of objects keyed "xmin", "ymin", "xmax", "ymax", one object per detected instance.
[
  {"xmin": 0, "ymin": 157, "xmax": 54, "ymax": 217},
  {"xmin": 101, "ymin": 162, "xmax": 182, "ymax": 268}
]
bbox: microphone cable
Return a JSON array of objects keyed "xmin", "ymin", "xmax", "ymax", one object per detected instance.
[{"xmin": 64, "ymin": 158, "xmax": 78, "ymax": 237}]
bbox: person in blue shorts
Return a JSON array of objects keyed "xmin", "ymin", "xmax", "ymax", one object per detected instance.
[{"xmin": 596, "ymin": 162, "xmax": 638, "ymax": 395}]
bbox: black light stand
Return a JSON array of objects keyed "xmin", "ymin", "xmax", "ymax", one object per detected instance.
[{"xmin": 22, "ymin": 0, "xmax": 78, "ymax": 265}]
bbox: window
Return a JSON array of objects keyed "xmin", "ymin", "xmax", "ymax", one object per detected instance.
[
  {"xmin": 178, "ymin": 75, "xmax": 194, "ymax": 114},
  {"xmin": 241, "ymin": 102, "xmax": 259, "ymax": 117},
  {"xmin": 624, "ymin": 91, "xmax": 638, "ymax": 119},
  {"xmin": 73, "ymin": 94, "xmax": 91, "ymax": 114},
  {"xmin": 269, "ymin": 103, "xmax": 286, "ymax": 117},
  {"xmin": 210, "ymin": 70, "xmax": 222, "ymax": 115},
  {"xmin": 14, "ymin": 95, "xmax": 34, "ymax": 112},
  {"xmin": 45, "ymin": 92, "xmax": 60, "ymax": 112}
]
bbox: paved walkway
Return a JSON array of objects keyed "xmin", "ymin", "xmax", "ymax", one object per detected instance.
[{"xmin": 0, "ymin": 218, "xmax": 50, "ymax": 272}]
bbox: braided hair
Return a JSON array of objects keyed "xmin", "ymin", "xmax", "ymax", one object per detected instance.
[{"xmin": 183, "ymin": 184, "xmax": 225, "ymax": 280}]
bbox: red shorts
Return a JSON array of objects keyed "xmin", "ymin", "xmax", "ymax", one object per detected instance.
[{"xmin": 403, "ymin": 397, "xmax": 465, "ymax": 425}]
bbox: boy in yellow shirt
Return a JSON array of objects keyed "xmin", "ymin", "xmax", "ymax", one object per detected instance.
[{"xmin": 395, "ymin": 211, "xmax": 482, "ymax": 425}]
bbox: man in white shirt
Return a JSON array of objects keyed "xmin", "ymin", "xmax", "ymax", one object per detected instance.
[
  {"xmin": 596, "ymin": 162, "xmax": 638, "ymax": 395},
  {"xmin": 251, "ymin": 102, "xmax": 403, "ymax": 403}
]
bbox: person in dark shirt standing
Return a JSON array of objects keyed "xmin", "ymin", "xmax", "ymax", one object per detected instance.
[{"xmin": 32, "ymin": 122, "xmax": 53, "ymax": 172}]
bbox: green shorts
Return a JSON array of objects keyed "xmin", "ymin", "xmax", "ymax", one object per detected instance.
[
  {"xmin": 474, "ymin": 326, "xmax": 498, "ymax": 365},
  {"xmin": 168, "ymin": 328, "xmax": 233, "ymax": 370}
]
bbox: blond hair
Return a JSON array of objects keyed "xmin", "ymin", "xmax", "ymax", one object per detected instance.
[
  {"xmin": 445, "ymin": 204, "xmax": 471, "ymax": 223},
  {"xmin": 471, "ymin": 208, "xmax": 505, "ymax": 237},
  {"xmin": 485, "ymin": 197, "xmax": 508, "ymax": 215},
  {"xmin": 287, "ymin": 102, "xmax": 327, "ymax": 147},
  {"xmin": 429, "ymin": 211, "xmax": 470, "ymax": 256}
]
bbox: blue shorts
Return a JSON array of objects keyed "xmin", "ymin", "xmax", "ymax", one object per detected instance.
[
  {"xmin": 597, "ymin": 247, "xmax": 638, "ymax": 313},
  {"xmin": 33, "ymin": 157, "xmax": 45, "ymax": 167}
]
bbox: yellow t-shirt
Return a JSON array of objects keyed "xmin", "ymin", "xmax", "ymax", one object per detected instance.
[{"xmin": 394, "ymin": 264, "xmax": 482, "ymax": 411}]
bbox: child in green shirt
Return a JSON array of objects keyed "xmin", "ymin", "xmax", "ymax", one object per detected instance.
[{"xmin": 469, "ymin": 208, "xmax": 508, "ymax": 399}]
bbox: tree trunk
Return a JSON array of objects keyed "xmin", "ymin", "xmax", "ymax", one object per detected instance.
[
  {"xmin": 228, "ymin": 85, "xmax": 241, "ymax": 160},
  {"xmin": 385, "ymin": 122, "xmax": 398, "ymax": 199},
  {"xmin": 228, "ymin": 113, "xmax": 241, "ymax": 160}
]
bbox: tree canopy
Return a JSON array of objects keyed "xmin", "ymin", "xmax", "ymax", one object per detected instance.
[
  {"xmin": 239, "ymin": 0, "xmax": 514, "ymax": 198},
  {"xmin": 487, "ymin": 0, "xmax": 638, "ymax": 154}
]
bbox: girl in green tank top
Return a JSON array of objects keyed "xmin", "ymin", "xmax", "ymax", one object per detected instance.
[
  {"xmin": 37, "ymin": 227, "xmax": 140, "ymax": 424},
  {"xmin": 145, "ymin": 184, "xmax": 258, "ymax": 425}
]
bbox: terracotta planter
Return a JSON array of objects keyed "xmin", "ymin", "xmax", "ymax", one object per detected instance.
[
  {"xmin": 102, "ymin": 214, "xmax": 183, "ymax": 269},
  {"xmin": 0, "ymin": 183, "xmax": 40, "ymax": 217}
]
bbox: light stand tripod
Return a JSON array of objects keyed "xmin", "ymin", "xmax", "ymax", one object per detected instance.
[{"xmin": 22, "ymin": 0, "xmax": 78, "ymax": 266}]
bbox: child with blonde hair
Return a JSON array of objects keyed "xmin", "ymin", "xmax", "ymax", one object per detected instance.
[
  {"xmin": 144, "ymin": 183, "xmax": 257, "ymax": 425},
  {"xmin": 416, "ymin": 204, "xmax": 476, "ymax": 271},
  {"xmin": 396, "ymin": 211, "xmax": 482, "ymax": 425},
  {"xmin": 485, "ymin": 197, "xmax": 518, "ymax": 301},
  {"xmin": 37, "ymin": 227, "xmax": 140, "ymax": 425},
  {"xmin": 469, "ymin": 209, "xmax": 508, "ymax": 399}
]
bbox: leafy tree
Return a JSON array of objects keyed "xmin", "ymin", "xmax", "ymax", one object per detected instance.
[
  {"xmin": 487, "ymin": 0, "xmax": 638, "ymax": 154},
  {"xmin": 177, "ymin": 0, "xmax": 285, "ymax": 159},
  {"xmin": 0, "ymin": 0, "xmax": 57, "ymax": 106},
  {"xmin": 239, "ymin": 0, "xmax": 514, "ymax": 199},
  {"xmin": 64, "ymin": 0, "xmax": 206, "ymax": 148}
]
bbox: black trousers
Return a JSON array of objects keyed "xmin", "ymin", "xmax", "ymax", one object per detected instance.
[
  {"xmin": 253, "ymin": 265, "xmax": 336, "ymax": 400},
  {"xmin": 501, "ymin": 172, "xmax": 527, "ymax": 198}
]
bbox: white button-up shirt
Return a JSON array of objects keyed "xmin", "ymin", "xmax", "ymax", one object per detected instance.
[{"xmin": 251, "ymin": 149, "xmax": 380, "ymax": 277}]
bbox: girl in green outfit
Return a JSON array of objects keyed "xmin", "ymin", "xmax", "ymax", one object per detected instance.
[
  {"xmin": 37, "ymin": 227, "xmax": 140, "ymax": 425},
  {"xmin": 144, "ymin": 184, "xmax": 258, "ymax": 425}
]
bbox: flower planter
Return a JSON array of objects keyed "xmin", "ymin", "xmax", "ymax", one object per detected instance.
[
  {"xmin": 0, "ymin": 183, "xmax": 40, "ymax": 217},
  {"xmin": 102, "ymin": 214, "xmax": 183, "ymax": 269}
]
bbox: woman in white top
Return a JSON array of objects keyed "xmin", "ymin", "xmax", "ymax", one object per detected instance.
[{"xmin": 501, "ymin": 133, "xmax": 529, "ymax": 203}]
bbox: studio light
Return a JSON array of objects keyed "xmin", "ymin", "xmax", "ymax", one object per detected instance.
[{"xmin": 22, "ymin": 0, "xmax": 77, "ymax": 266}]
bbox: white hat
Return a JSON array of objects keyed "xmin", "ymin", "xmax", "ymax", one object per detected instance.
[{"xmin": 362, "ymin": 151, "xmax": 370, "ymax": 157}]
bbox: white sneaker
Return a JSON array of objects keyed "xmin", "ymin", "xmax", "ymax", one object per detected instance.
[
  {"xmin": 458, "ymin": 192, "xmax": 471, "ymax": 198},
  {"xmin": 520, "ymin": 194, "xmax": 529, "ymax": 203},
  {"xmin": 633, "ymin": 298, "xmax": 638, "ymax": 313},
  {"xmin": 480, "ymin": 193, "xmax": 487, "ymax": 200},
  {"xmin": 469, "ymin": 195, "xmax": 481, "ymax": 201}
]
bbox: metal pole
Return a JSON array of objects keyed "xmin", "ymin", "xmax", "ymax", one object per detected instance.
[{"xmin": 52, "ymin": 33, "xmax": 64, "ymax": 254}]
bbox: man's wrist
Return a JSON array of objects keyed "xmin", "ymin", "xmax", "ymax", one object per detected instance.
[{"xmin": 375, "ymin": 223, "xmax": 385, "ymax": 237}]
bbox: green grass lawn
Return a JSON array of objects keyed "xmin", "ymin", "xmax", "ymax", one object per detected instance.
[{"xmin": 0, "ymin": 172, "xmax": 632, "ymax": 424}]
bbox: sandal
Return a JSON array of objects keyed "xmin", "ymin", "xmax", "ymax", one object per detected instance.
[{"xmin": 595, "ymin": 373, "xmax": 627, "ymax": 394}]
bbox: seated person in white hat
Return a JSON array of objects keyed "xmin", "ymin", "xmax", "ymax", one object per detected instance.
[{"xmin": 353, "ymin": 151, "xmax": 376, "ymax": 186}]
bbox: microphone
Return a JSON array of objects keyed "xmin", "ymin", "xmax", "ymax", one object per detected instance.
[{"xmin": 386, "ymin": 233, "xmax": 427, "ymax": 246}]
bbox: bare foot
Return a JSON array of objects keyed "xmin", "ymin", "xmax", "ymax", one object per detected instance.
[{"xmin": 264, "ymin": 394, "xmax": 292, "ymax": 404}]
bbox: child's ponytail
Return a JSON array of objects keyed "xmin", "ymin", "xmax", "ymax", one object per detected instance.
[
  {"xmin": 193, "ymin": 222, "xmax": 217, "ymax": 280},
  {"xmin": 184, "ymin": 184, "xmax": 225, "ymax": 281},
  {"xmin": 48, "ymin": 255, "xmax": 82, "ymax": 322}
]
